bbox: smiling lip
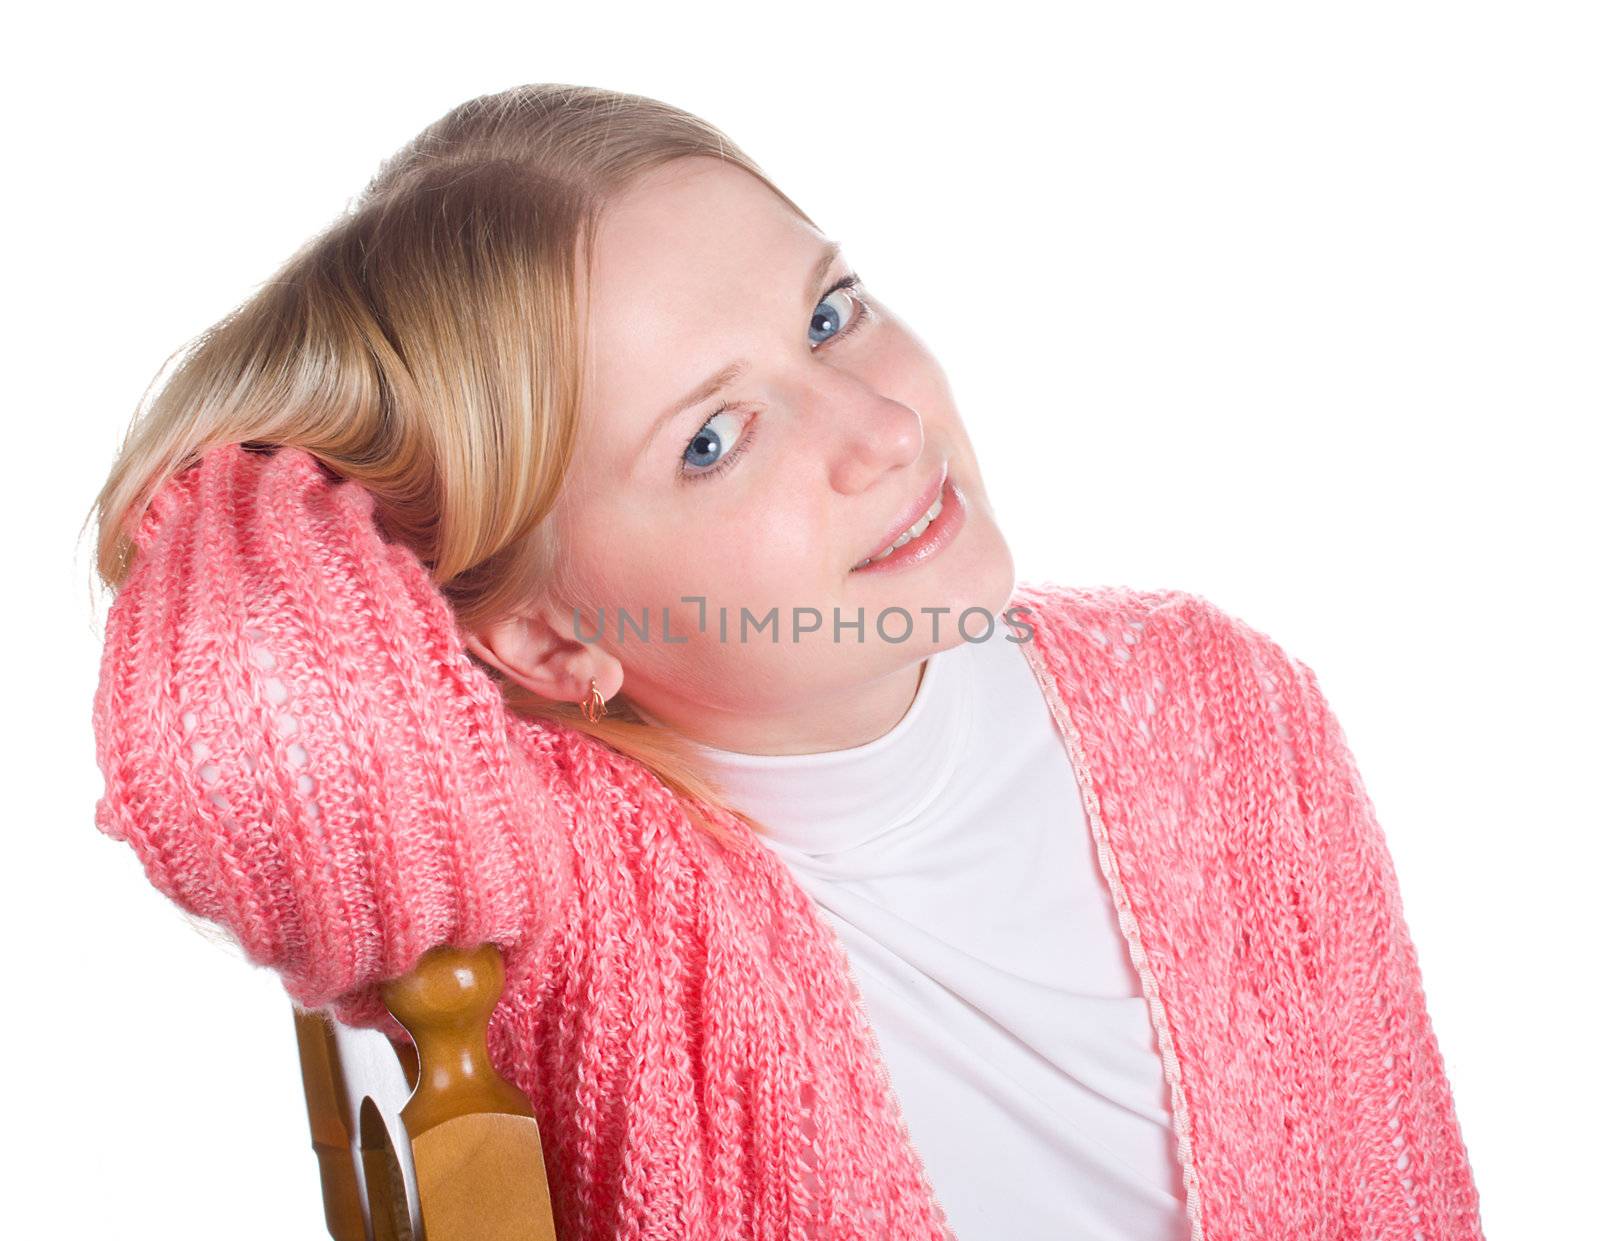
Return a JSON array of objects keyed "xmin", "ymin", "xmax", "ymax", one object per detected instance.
[
  {"xmin": 855, "ymin": 463, "xmax": 949, "ymax": 565},
  {"xmin": 847, "ymin": 470, "xmax": 965, "ymax": 576}
]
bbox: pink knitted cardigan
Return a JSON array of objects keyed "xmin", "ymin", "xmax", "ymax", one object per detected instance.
[{"xmin": 92, "ymin": 444, "xmax": 1484, "ymax": 1239}]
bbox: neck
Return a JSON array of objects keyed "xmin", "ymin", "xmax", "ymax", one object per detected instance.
[{"xmin": 628, "ymin": 658, "xmax": 928, "ymax": 756}]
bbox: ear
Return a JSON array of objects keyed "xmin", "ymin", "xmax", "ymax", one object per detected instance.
[{"xmin": 463, "ymin": 601, "xmax": 624, "ymax": 708}]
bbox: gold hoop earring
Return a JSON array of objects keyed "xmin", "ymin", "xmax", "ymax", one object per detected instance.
[{"xmin": 580, "ymin": 676, "xmax": 608, "ymax": 724}]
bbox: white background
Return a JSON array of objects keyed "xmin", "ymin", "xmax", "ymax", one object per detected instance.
[{"xmin": 10, "ymin": 2, "xmax": 1594, "ymax": 1236}]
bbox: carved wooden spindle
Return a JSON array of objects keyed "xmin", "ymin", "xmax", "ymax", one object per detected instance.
[
  {"xmin": 291, "ymin": 1006, "xmax": 367, "ymax": 1241},
  {"xmin": 360, "ymin": 1096, "xmax": 414, "ymax": 1241},
  {"xmin": 380, "ymin": 943, "xmax": 560, "ymax": 1241}
]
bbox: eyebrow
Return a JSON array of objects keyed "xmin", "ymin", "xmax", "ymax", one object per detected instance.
[{"xmin": 636, "ymin": 239, "xmax": 844, "ymax": 465}]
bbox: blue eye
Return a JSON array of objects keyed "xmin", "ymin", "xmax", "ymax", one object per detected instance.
[
  {"xmin": 679, "ymin": 273, "xmax": 872, "ymax": 483},
  {"xmin": 681, "ymin": 406, "xmax": 746, "ymax": 477},
  {"xmin": 808, "ymin": 275, "xmax": 868, "ymax": 346}
]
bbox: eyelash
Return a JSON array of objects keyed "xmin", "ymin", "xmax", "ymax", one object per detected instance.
[{"xmin": 679, "ymin": 274, "xmax": 874, "ymax": 484}]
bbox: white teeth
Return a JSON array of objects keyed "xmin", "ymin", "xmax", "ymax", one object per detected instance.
[{"xmin": 852, "ymin": 490, "xmax": 944, "ymax": 570}]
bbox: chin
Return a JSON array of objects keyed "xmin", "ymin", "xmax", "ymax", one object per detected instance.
[
  {"xmin": 939, "ymin": 542, "xmax": 1017, "ymax": 644},
  {"xmin": 856, "ymin": 521, "xmax": 1016, "ymax": 652}
]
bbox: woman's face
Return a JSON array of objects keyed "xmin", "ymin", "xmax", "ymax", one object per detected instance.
[{"xmin": 527, "ymin": 156, "xmax": 1014, "ymax": 753}]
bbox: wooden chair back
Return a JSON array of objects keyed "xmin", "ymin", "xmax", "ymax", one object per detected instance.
[{"xmin": 292, "ymin": 943, "xmax": 560, "ymax": 1241}]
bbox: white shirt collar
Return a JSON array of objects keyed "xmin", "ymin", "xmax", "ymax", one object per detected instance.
[{"xmin": 681, "ymin": 641, "xmax": 975, "ymax": 854}]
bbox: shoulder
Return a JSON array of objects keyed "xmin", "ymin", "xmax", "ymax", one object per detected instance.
[
  {"xmin": 1008, "ymin": 579, "xmax": 1318, "ymax": 749},
  {"xmin": 1008, "ymin": 578, "xmax": 1300, "ymax": 670},
  {"xmin": 1006, "ymin": 578, "xmax": 1194, "ymax": 634}
]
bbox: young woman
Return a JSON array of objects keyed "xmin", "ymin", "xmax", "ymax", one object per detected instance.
[{"xmin": 89, "ymin": 84, "xmax": 1485, "ymax": 1239}]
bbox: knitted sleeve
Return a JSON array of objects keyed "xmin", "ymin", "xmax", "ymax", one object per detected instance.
[
  {"xmin": 1245, "ymin": 622, "xmax": 1486, "ymax": 1239},
  {"xmin": 91, "ymin": 443, "xmax": 577, "ymax": 1032}
]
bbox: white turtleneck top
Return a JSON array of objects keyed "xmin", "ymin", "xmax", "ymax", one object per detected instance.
[{"xmin": 680, "ymin": 632, "xmax": 1192, "ymax": 1241}]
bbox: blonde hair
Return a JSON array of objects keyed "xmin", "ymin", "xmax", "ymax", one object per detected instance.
[{"xmin": 84, "ymin": 83, "xmax": 823, "ymax": 849}]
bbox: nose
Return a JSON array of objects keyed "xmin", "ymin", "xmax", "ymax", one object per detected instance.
[{"xmin": 817, "ymin": 374, "xmax": 925, "ymax": 495}]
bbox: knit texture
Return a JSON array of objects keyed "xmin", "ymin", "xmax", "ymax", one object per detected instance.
[
  {"xmin": 90, "ymin": 443, "xmax": 575, "ymax": 1015},
  {"xmin": 92, "ymin": 442, "xmax": 1485, "ymax": 1239}
]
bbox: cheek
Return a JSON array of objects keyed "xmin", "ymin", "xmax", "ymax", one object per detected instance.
[
  {"xmin": 640, "ymin": 493, "xmax": 838, "ymax": 600},
  {"xmin": 735, "ymin": 503, "xmax": 826, "ymax": 570},
  {"xmin": 564, "ymin": 454, "xmax": 846, "ymax": 618}
]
